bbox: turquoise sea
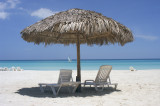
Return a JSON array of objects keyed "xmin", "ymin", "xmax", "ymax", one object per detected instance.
[{"xmin": 0, "ymin": 59, "xmax": 160, "ymax": 70}]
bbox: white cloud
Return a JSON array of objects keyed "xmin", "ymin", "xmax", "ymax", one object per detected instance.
[
  {"xmin": 7, "ymin": 0, "xmax": 20, "ymax": 9},
  {"xmin": 135, "ymin": 35, "xmax": 158, "ymax": 41},
  {"xmin": 0, "ymin": 0, "xmax": 19, "ymax": 10},
  {"xmin": 0, "ymin": 2, "xmax": 7, "ymax": 10},
  {"xmin": 0, "ymin": 11, "xmax": 9, "ymax": 19},
  {"xmin": 18, "ymin": 7, "xmax": 24, "ymax": 10},
  {"xmin": 31, "ymin": 8, "xmax": 58, "ymax": 19},
  {"xmin": 0, "ymin": 0, "xmax": 19, "ymax": 20}
]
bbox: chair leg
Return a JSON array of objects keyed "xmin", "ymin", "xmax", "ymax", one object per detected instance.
[
  {"xmin": 115, "ymin": 84, "xmax": 118, "ymax": 90},
  {"xmin": 107, "ymin": 84, "xmax": 109, "ymax": 87},
  {"xmin": 39, "ymin": 85, "xmax": 44, "ymax": 93},
  {"xmin": 50, "ymin": 86, "xmax": 57, "ymax": 96},
  {"xmin": 94, "ymin": 85, "xmax": 104, "ymax": 91},
  {"xmin": 84, "ymin": 83, "xmax": 85, "ymax": 87},
  {"xmin": 108, "ymin": 83, "xmax": 118, "ymax": 90},
  {"xmin": 67, "ymin": 86, "xmax": 71, "ymax": 93},
  {"xmin": 56, "ymin": 85, "xmax": 62, "ymax": 95},
  {"xmin": 73, "ymin": 84, "xmax": 79, "ymax": 93},
  {"xmin": 102, "ymin": 85, "xmax": 104, "ymax": 91}
]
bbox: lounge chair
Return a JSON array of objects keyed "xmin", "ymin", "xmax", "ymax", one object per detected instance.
[
  {"xmin": 39, "ymin": 69, "xmax": 80, "ymax": 96},
  {"xmin": 0, "ymin": 67, "xmax": 3, "ymax": 71},
  {"xmin": 16, "ymin": 67, "xmax": 24, "ymax": 71},
  {"xmin": 83, "ymin": 65, "xmax": 118, "ymax": 91},
  {"xmin": 4, "ymin": 67, "xmax": 9, "ymax": 71},
  {"xmin": 11, "ymin": 67, "xmax": 16, "ymax": 71}
]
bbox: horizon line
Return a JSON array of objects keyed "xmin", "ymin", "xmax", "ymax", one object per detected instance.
[{"xmin": 0, "ymin": 58, "xmax": 160, "ymax": 61}]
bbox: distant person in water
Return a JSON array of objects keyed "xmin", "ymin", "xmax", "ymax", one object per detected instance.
[{"xmin": 129, "ymin": 66, "xmax": 136, "ymax": 71}]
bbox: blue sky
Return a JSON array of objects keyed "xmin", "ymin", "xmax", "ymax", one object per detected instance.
[{"xmin": 0, "ymin": 0, "xmax": 160, "ymax": 60}]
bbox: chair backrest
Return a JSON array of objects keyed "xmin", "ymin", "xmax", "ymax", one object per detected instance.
[
  {"xmin": 57, "ymin": 69, "xmax": 73, "ymax": 84},
  {"xmin": 95, "ymin": 65, "xmax": 112, "ymax": 84}
]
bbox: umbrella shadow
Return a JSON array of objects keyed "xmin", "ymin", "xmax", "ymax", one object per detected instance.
[{"xmin": 15, "ymin": 86, "xmax": 121, "ymax": 98}]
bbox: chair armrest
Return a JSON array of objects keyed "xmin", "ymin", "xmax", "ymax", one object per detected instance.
[
  {"xmin": 84, "ymin": 80, "xmax": 95, "ymax": 84},
  {"xmin": 85, "ymin": 80, "xmax": 94, "ymax": 81}
]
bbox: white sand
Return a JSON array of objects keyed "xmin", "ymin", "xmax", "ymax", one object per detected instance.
[{"xmin": 0, "ymin": 70, "xmax": 160, "ymax": 106}]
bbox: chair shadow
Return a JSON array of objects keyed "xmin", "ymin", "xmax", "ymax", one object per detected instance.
[{"xmin": 15, "ymin": 86, "xmax": 121, "ymax": 98}]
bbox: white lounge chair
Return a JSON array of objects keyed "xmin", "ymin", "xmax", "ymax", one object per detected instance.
[
  {"xmin": 83, "ymin": 65, "xmax": 118, "ymax": 91},
  {"xmin": 16, "ymin": 67, "xmax": 24, "ymax": 71},
  {"xmin": 39, "ymin": 69, "xmax": 80, "ymax": 96},
  {"xmin": 0, "ymin": 67, "xmax": 4, "ymax": 71},
  {"xmin": 11, "ymin": 67, "xmax": 16, "ymax": 71},
  {"xmin": 4, "ymin": 67, "xmax": 9, "ymax": 71}
]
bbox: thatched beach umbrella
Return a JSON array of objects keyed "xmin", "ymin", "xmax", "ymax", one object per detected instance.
[{"xmin": 21, "ymin": 8, "xmax": 133, "ymax": 91}]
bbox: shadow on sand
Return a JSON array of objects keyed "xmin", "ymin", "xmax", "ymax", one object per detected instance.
[{"xmin": 15, "ymin": 86, "xmax": 121, "ymax": 98}]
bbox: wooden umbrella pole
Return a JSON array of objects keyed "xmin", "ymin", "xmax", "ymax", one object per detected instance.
[{"xmin": 76, "ymin": 34, "xmax": 81, "ymax": 92}]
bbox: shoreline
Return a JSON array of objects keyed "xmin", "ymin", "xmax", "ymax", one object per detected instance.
[
  {"xmin": 1, "ymin": 59, "xmax": 160, "ymax": 71},
  {"xmin": 1, "ymin": 69, "xmax": 160, "ymax": 72},
  {"xmin": 23, "ymin": 69, "xmax": 160, "ymax": 71},
  {"xmin": 1, "ymin": 58, "xmax": 160, "ymax": 61}
]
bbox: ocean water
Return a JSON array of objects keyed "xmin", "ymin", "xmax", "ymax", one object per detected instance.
[{"xmin": 0, "ymin": 59, "xmax": 160, "ymax": 70}]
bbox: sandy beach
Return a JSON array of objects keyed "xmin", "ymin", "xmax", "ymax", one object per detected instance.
[{"xmin": 0, "ymin": 70, "xmax": 160, "ymax": 106}]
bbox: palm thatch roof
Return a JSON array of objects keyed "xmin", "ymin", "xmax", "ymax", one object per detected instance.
[{"xmin": 21, "ymin": 8, "xmax": 133, "ymax": 46}]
